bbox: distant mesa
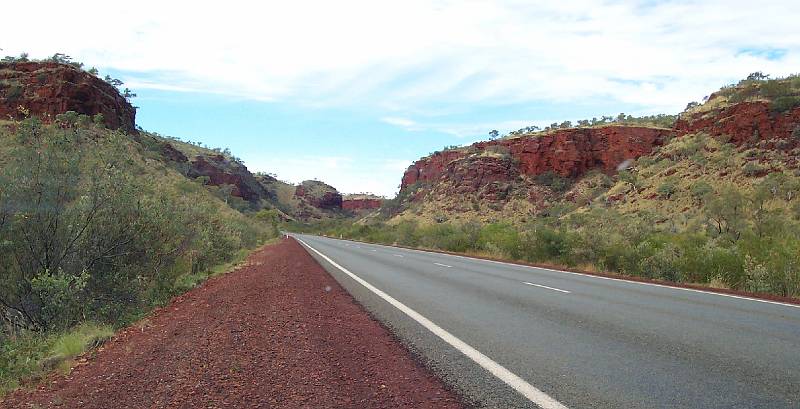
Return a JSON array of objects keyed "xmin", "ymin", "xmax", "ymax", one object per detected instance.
[
  {"xmin": 295, "ymin": 180, "xmax": 343, "ymax": 210},
  {"xmin": 342, "ymin": 194, "xmax": 383, "ymax": 212}
]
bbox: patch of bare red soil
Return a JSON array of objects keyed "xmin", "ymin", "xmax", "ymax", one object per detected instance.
[{"xmin": 2, "ymin": 238, "xmax": 464, "ymax": 408}]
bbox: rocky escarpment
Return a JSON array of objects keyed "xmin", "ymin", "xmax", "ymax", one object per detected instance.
[
  {"xmin": 295, "ymin": 180, "xmax": 343, "ymax": 210},
  {"xmin": 402, "ymin": 126, "xmax": 672, "ymax": 192},
  {"xmin": 0, "ymin": 61, "xmax": 136, "ymax": 133},
  {"xmin": 186, "ymin": 154, "xmax": 272, "ymax": 203},
  {"xmin": 342, "ymin": 195, "xmax": 383, "ymax": 212},
  {"xmin": 393, "ymin": 94, "xmax": 800, "ymax": 222},
  {"xmin": 675, "ymin": 101, "xmax": 800, "ymax": 147}
]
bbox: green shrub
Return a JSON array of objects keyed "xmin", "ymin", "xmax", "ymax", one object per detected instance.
[
  {"xmin": 4, "ymin": 84, "xmax": 23, "ymax": 100},
  {"xmin": 656, "ymin": 181, "xmax": 677, "ymax": 198},
  {"xmin": 534, "ymin": 171, "xmax": 572, "ymax": 192},
  {"xmin": 770, "ymin": 96, "xmax": 800, "ymax": 113},
  {"xmin": 30, "ymin": 270, "xmax": 89, "ymax": 331},
  {"xmin": 742, "ymin": 162, "xmax": 765, "ymax": 177},
  {"xmin": 690, "ymin": 181, "xmax": 713, "ymax": 202}
]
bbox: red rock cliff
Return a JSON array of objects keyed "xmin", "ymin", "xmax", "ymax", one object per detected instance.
[
  {"xmin": 186, "ymin": 154, "xmax": 271, "ymax": 203},
  {"xmin": 401, "ymin": 126, "xmax": 671, "ymax": 190},
  {"xmin": 295, "ymin": 181, "xmax": 343, "ymax": 210},
  {"xmin": 674, "ymin": 101, "xmax": 800, "ymax": 146},
  {"xmin": 342, "ymin": 198, "xmax": 382, "ymax": 211},
  {"xmin": 0, "ymin": 61, "xmax": 136, "ymax": 133}
]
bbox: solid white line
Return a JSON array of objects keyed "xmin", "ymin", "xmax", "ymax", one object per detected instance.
[
  {"xmin": 524, "ymin": 282, "xmax": 571, "ymax": 294},
  {"xmin": 295, "ymin": 237, "xmax": 569, "ymax": 409},
  {"xmin": 434, "ymin": 262, "xmax": 453, "ymax": 268},
  {"xmin": 326, "ymin": 238, "xmax": 800, "ymax": 310}
]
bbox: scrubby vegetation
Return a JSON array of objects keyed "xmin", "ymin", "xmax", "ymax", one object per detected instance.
[
  {"xmin": 712, "ymin": 72, "xmax": 800, "ymax": 113},
  {"xmin": 1, "ymin": 52, "xmax": 129, "ymax": 98},
  {"xmin": 295, "ymin": 127, "xmax": 800, "ymax": 300},
  {"xmin": 0, "ymin": 116, "xmax": 275, "ymax": 393},
  {"xmin": 505, "ymin": 112, "xmax": 677, "ymax": 138},
  {"xmin": 300, "ymin": 177, "xmax": 800, "ymax": 298}
]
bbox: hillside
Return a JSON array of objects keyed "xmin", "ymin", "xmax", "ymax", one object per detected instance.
[
  {"xmin": 0, "ymin": 58, "xmax": 354, "ymax": 223},
  {"xmin": 316, "ymin": 73, "xmax": 800, "ymax": 299},
  {"xmin": 389, "ymin": 74, "xmax": 800, "ymax": 226},
  {"xmin": 0, "ymin": 59, "xmax": 347, "ymax": 393},
  {"xmin": 0, "ymin": 60, "xmax": 136, "ymax": 132}
]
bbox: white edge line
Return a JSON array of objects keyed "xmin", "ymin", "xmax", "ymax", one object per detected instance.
[
  {"xmin": 318, "ymin": 236, "xmax": 799, "ymax": 310},
  {"xmin": 295, "ymin": 237, "xmax": 569, "ymax": 409},
  {"xmin": 524, "ymin": 282, "xmax": 571, "ymax": 294},
  {"xmin": 434, "ymin": 263, "xmax": 453, "ymax": 268}
]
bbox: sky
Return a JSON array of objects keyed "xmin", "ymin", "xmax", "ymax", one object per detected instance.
[{"xmin": 2, "ymin": 0, "xmax": 799, "ymax": 197}]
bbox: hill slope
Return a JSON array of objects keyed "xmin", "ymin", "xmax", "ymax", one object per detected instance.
[
  {"xmin": 318, "ymin": 74, "xmax": 800, "ymax": 299},
  {"xmin": 390, "ymin": 75, "xmax": 800, "ymax": 227}
]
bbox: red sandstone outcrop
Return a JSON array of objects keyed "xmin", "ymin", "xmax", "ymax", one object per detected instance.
[
  {"xmin": 444, "ymin": 156, "xmax": 518, "ymax": 200},
  {"xmin": 342, "ymin": 195, "xmax": 383, "ymax": 211},
  {"xmin": 401, "ymin": 126, "xmax": 672, "ymax": 191},
  {"xmin": 295, "ymin": 180, "xmax": 343, "ymax": 210},
  {"xmin": 187, "ymin": 154, "xmax": 270, "ymax": 203},
  {"xmin": 0, "ymin": 61, "xmax": 136, "ymax": 133},
  {"xmin": 674, "ymin": 101, "xmax": 800, "ymax": 146}
]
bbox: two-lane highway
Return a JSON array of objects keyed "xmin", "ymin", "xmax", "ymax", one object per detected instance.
[{"xmin": 293, "ymin": 234, "xmax": 800, "ymax": 408}]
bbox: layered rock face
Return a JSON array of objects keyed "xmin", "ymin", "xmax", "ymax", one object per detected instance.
[
  {"xmin": 295, "ymin": 181, "xmax": 343, "ymax": 210},
  {"xmin": 675, "ymin": 101, "xmax": 800, "ymax": 146},
  {"xmin": 342, "ymin": 195, "xmax": 383, "ymax": 211},
  {"xmin": 184, "ymin": 154, "xmax": 271, "ymax": 203},
  {"xmin": 401, "ymin": 126, "xmax": 672, "ymax": 191},
  {"xmin": 0, "ymin": 62, "xmax": 136, "ymax": 133}
]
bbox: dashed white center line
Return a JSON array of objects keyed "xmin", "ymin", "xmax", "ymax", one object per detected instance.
[
  {"xmin": 371, "ymin": 249, "xmax": 377, "ymax": 252},
  {"xmin": 393, "ymin": 254, "xmax": 404, "ymax": 258},
  {"xmin": 434, "ymin": 263, "xmax": 453, "ymax": 268},
  {"xmin": 524, "ymin": 282, "xmax": 571, "ymax": 294}
]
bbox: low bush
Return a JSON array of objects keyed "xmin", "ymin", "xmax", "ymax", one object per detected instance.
[
  {"xmin": 0, "ymin": 118, "xmax": 275, "ymax": 394},
  {"xmin": 298, "ymin": 180, "xmax": 800, "ymax": 300}
]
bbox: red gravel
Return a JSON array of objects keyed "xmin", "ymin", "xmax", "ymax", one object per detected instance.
[{"xmin": 2, "ymin": 238, "xmax": 464, "ymax": 408}]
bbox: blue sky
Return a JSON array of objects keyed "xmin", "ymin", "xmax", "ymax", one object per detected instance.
[{"xmin": 2, "ymin": 0, "xmax": 799, "ymax": 196}]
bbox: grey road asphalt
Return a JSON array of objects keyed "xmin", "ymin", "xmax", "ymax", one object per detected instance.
[{"xmin": 293, "ymin": 234, "xmax": 800, "ymax": 409}]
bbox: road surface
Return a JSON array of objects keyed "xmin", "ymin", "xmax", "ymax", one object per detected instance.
[{"xmin": 294, "ymin": 234, "xmax": 800, "ymax": 409}]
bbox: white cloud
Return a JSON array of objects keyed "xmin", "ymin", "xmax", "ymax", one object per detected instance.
[
  {"xmin": 2, "ymin": 0, "xmax": 798, "ymax": 119},
  {"xmin": 381, "ymin": 116, "xmax": 417, "ymax": 129},
  {"xmin": 246, "ymin": 155, "xmax": 409, "ymax": 197}
]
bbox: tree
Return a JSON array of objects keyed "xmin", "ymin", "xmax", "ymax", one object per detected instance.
[
  {"xmin": 103, "ymin": 75, "xmax": 124, "ymax": 89},
  {"xmin": 685, "ymin": 101, "xmax": 700, "ymax": 111},
  {"xmin": 488, "ymin": 130, "xmax": 500, "ymax": 140},
  {"xmin": 705, "ymin": 185, "xmax": 747, "ymax": 242},
  {"xmin": 88, "ymin": 67, "xmax": 99, "ymax": 76},
  {"xmin": 0, "ymin": 118, "xmax": 149, "ymax": 330},
  {"xmin": 122, "ymin": 88, "xmax": 137, "ymax": 100},
  {"xmin": 746, "ymin": 72, "xmax": 770, "ymax": 81},
  {"xmin": 49, "ymin": 53, "xmax": 72, "ymax": 64}
]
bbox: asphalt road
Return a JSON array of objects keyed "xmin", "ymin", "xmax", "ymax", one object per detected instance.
[{"xmin": 293, "ymin": 234, "xmax": 800, "ymax": 409}]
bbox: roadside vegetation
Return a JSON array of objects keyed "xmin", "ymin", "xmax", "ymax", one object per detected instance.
[
  {"xmin": 0, "ymin": 116, "xmax": 277, "ymax": 394},
  {"xmin": 292, "ymin": 131, "xmax": 800, "ymax": 300},
  {"xmin": 295, "ymin": 182, "xmax": 800, "ymax": 299}
]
